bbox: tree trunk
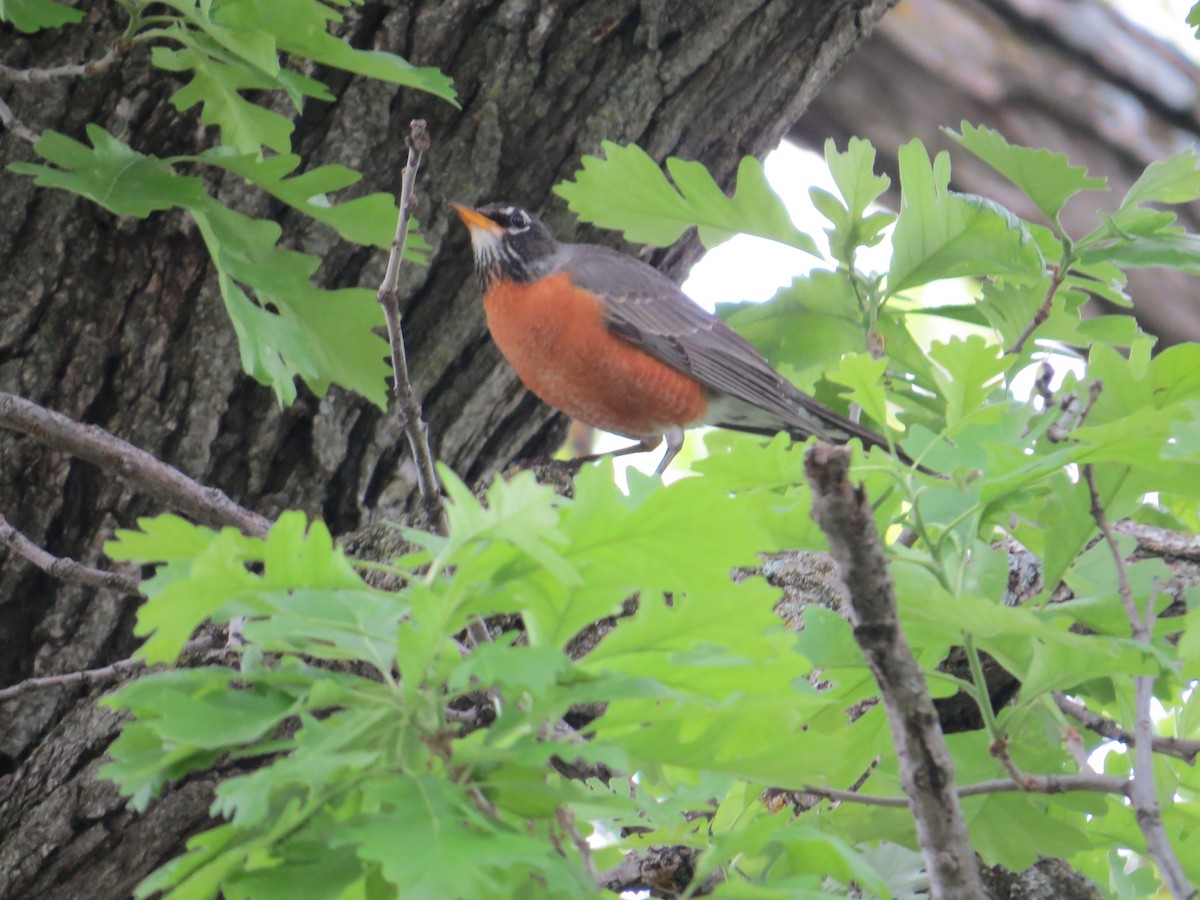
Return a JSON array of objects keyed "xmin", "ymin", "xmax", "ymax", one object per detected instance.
[
  {"xmin": 0, "ymin": 1, "xmax": 897, "ymax": 895},
  {"xmin": 792, "ymin": 0, "xmax": 1200, "ymax": 346}
]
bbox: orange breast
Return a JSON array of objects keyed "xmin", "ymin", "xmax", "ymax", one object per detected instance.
[{"xmin": 483, "ymin": 272, "xmax": 709, "ymax": 440}]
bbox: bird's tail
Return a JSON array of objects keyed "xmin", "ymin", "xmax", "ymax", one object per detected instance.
[
  {"xmin": 715, "ymin": 418, "xmax": 937, "ymax": 476},
  {"xmin": 707, "ymin": 394, "xmax": 939, "ymax": 476}
]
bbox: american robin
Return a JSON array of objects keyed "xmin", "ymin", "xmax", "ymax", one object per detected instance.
[{"xmin": 453, "ymin": 202, "xmax": 919, "ymax": 475}]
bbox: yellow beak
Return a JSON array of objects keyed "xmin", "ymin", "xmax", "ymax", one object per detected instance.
[{"xmin": 451, "ymin": 203, "xmax": 504, "ymax": 237}]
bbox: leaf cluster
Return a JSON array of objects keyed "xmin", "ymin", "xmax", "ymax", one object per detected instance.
[
  {"xmin": 5, "ymin": 0, "xmax": 458, "ymax": 405},
  {"xmin": 11, "ymin": 5, "xmax": 1200, "ymax": 896},
  {"xmin": 106, "ymin": 123, "xmax": 1200, "ymax": 896}
]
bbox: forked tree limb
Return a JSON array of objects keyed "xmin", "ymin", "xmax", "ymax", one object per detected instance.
[
  {"xmin": 0, "ymin": 392, "xmax": 270, "ymax": 537},
  {"xmin": 804, "ymin": 444, "xmax": 985, "ymax": 899}
]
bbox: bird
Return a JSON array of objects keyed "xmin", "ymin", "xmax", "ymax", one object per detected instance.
[{"xmin": 452, "ymin": 201, "xmax": 920, "ymax": 475}]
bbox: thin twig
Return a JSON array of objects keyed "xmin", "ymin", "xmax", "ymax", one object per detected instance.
[
  {"xmin": 0, "ymin": 94, "xmax": 40, "ymax": 144},
  {"xmin": 0, "ymin": 656, "xmax": 148, "ymax": 701},
  {"xmin": 377, "ymin": 119, "xmax": 446, "ymax": 534},
  {"xmin": 1083, "ymin": 464, "xmax": 1141, "ymax": 631},
  {"xmin": 0, "ymin": 392, "xmax": 270, "ymax": 537},
  {"xmin": 1007, "ymin": 263, "xmax": 1066, "ymax": 355},
  {"xmin": 1131, "ymin": 580, "xmax": 1194, "ymax": 899},
  {"xmin": 804, "ymin": 444, "xmax": 985, "ymax": 898},
  {"xmin": 556, "ymin": 807, "xmax": 599, "ymax": 886},
  {"xmin": 0, "ymin": 636, "xmax": 215, "ymax": 702},
  {"xmin": 375, "ymin": 122, "xmax": 489, "ymax": 647},
  {"xmin": 1032, "ymin": 361, "xmax": 1056, "ymax": 407},
  {"xmin": 1086, "ymin": 472, "xmax": 1195, "ymax": 898},
  {"xmin": 802, "ymin": 772, "xmax": 1130, "ymax": 808},
  {"xmin": 0, "ymin": 513, "xmax": 141, "ymax": 594},
  {"xmin": 0, "ymin": 45, "xmax": 125, "ymax": 83},
  {"xmin": 1063, "ymin": 726, "xmax": 1095, "ymax": 773},
  {"xmin": 1054, "ymin": 694, "xmax": 1200, "ymax": 764}
]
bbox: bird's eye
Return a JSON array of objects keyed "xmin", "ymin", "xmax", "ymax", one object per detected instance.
[{"xmin": 508, "ymin": 209, "xmax": 530, "ymax": 230}]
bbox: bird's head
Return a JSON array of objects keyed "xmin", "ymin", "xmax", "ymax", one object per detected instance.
[{"xmin": 452, "ymin": 202, "xmax": 559, "ymax": 288}]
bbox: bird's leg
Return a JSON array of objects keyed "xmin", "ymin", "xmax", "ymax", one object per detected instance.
[
  {"xmin": 653, "ymin": 426, "xmax": 686, "ymax": 476},
  {"xmin": 566, "ymin": 436, "xmax": 661, "ymax": 470}
]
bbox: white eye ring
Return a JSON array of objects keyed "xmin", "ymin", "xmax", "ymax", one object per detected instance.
[{"xmin": 509, "ymin": 209, "xmax": 530, "ymax": 230}]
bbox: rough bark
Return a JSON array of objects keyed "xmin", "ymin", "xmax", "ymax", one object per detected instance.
[
  {"xmin": 792, "ymin": 0, "xmax": 1200, "ymax": 346},
  {"xmin": 0, "ymin": 1, "xmax": 898, "ymax": 895}
]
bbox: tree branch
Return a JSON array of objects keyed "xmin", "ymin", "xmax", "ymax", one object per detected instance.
[
  {"xmin": 0, "ymin": 512, "xmax": 141, "ymax": 594},
  {"xmin": 0, "ymin": 656, "xmax": 148, "ymax": 702},
  {"xmin": 0, "ymin": 45, "xmax": 125, "ymax": 83},
  {"xmin": 556, "ymin": 807, "xmax": 599, "ymax": 886},
  {"xmin": 0, "ymin": 636, "xmax": 216, "ymax": 703},
  {"xmin": 0, "ymin": 392, "xmax": 270, "ymax": 537},
  {"xmin": 1007, "ymin": 264, "xmax": 1066, "ymax": 356},
  {"xmin": 599, "ymin": 845, "xmax": 714, "ymax": 898},
  {"xmin": 0, "ymin": 94, "xmax": 39, "ymax": 144},
  {"xmin": 802, "ymin": 771, "xmax": 1130, "ymax": 808},
  {"xmin": 1054, "ymin": 694, "xmax": 1200, "ymax": 765},
  {"xmin": 1114, "ymin": 519, "xmax": 1200, "ymax": 562},
  {"xmin": 1085, "ymin": 465, "xmax": 1195, "ymax": 899},
  {"xmin": 375, "ymin": 121, "xmax": 490, "ymax": 648},
  {"xmin": 804, "ymin": 444, "xmax": 985, "ymax": 899},
  {"xmin": 377, "ymin": 119, "xmax": 446, "ymax": 534}
]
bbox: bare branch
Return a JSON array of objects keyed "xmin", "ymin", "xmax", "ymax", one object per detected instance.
[
  {"xmin": 0, "ymin": 392, "xmax": 270, "ymax": 537},
  {"xmin": 1115, "ymin": 519, "xmax": 1200, "ymax": 562},
  {"xmin": 1083, "ymin": 464, "xmax": 1141, "ymax": 632},
  {"xmin": 556, "ymin": 807, "xmax": 599, "ymax": 886},
  {"xmin": 802, "ymin": 772, "xmax": 1130, "ymax": 809},
  {"xmin": 0, "ymin": 45, "xmax": 125, "ymax": 83},
  {"xmin": 0, "ymin": 94, "xmax": 39, "ymax": 144},
  {"xmin": 375, "ymin": 122, "xmax": 489, "ymax": 648},
  {"xmin": 804, "ymin": 444, "xmax": 985, "ymax": 898},
  {"xmin": 1007, "ymin": 263, "xmax": 1066, "ymax": 355},
  {"xmin": 1054, "ymin": 694, "xmax": 1200, "ymax": 765},
  {"xmin": 377, "ymin": 119, "xmax": 446, "ymax": 534},
  {"xmin": 0, "ymin": 512, "xmax": 141, "ymax": 594},
  {"xmin": 599, "ymin": 846, "xmax": 715, "ymax": 898},
  {"xmin": 0, "ymin": 657, "xmax": 148, "ymax": 702},
  {"xmin": 0, "ymin": 636, "xmax": 216, "ymax": 703},
  {"xmin": 1086, "ymin": 468, "xmax": 1195, "ymax": 898}
]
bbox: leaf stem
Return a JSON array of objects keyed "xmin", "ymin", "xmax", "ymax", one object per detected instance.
[{"xmin": 963, "ymin": 633, "xmax": 1001, "ymax": 740}]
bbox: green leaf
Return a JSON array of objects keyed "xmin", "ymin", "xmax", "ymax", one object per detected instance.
[
  {"xmin": 9, "ymin": 126, "xmax": 208, "ymax": 216},
  {"xmin": 0, "ymin": 0, "xmax": 82, "ymax": 31},
  {"xmin": 334, "ymin": 776, "xmax": 586, "ymax": 897},
  {"xmin": 192, "ymin": 201, "xmax": 390, "ymax": 406},
  {"xmin": 197, "ymin": 149, "xmax": 429, "ymax": 259},
  {"xmin": 928, "ymin": 335, "xmax": 1009, "ymax": 425},
  {"xmin": 153, "ymin": 44, "xmax": 296, "ymax": 155},
  {"xmin": 215, "ymin": 0, "xmax": 457, "ymax": 104},
  {"xmin": 117, "ymin": 511, "xmax": 367, "ymax": 663},
  {"xmin": 1080, "ymin": 233, "xmax": 1200, "ymax": 275},
  {"xmin": 948, "ymin": 122, "xmax": 1105, "ymax": 223},
  {"xmin": 966, "ymin": 793, "xmax": 1092, "ymax": 870},
  {"xmin": 555, "ymin": 142, "xmax": 819, "ymax": 255},
  {"xmin": 1102, "ymin": 148, "xmax": 1200, "ymax": 238},
  {"xmin": 12, "ymin": 127, "xmax": 390, "ymax": 405},
  {"xmin": 719, "ymin": 272, "xmax": 864, "ymax": 389},
  {"xmin": 100, "ymin": 719, "xmax": 221, "ymax": 811},
  {"xmin": 110, "ymin": 671, "xmax": 295, "ymax": 749},
  {"xmin": 815, "ymin": 137, "xmax": 894, "ymax": 265},
  {"xmin": 451, "ymin": 638, "xmax": 576, "ymax": 697},
  {"xmin": 826, "ymin": 353, "xmax": 889, "ymax": 430},
  {"xmin": 106, "ymin": 514, "xmax": 223, "ymax": 562},
  {"xmin": 889, "ymin": 140, "xmax": 1044, "ymax": 294}
]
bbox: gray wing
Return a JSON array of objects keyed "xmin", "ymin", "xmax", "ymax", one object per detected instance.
[{"xmin": 556, "ymin": 243, "xmax": 889, "ymax": 449}]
